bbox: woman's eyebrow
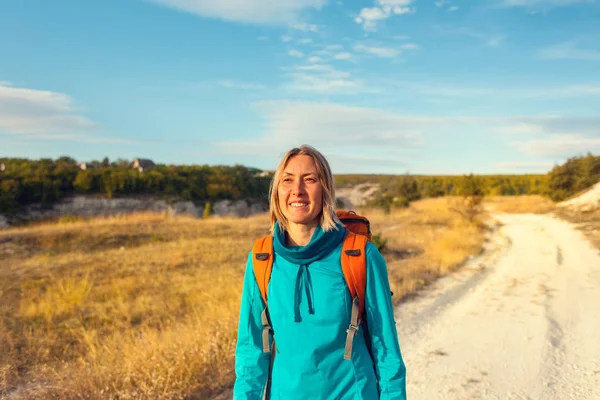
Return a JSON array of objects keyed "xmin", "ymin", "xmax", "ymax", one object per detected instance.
[{"xmin": 283, "ymin": 172, "xmax": 318, "ymax": 177}]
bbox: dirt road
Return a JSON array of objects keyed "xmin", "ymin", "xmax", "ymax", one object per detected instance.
[{"xmin": 396, "ymin": 213, "xmax": 600, "ymax": 400}]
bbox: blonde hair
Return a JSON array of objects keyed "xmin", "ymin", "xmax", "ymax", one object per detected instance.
[{"xmin": 269, "ymin": 145, "xmax": 341, "ymax": 233}]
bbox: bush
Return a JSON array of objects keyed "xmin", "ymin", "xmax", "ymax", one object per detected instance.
[
  {"xmin": 203, "ymin": 202, "xmax": 213, "ymax": 218},
  {"xmin": 392, "ymin": 196, "xmax": 410, "ymax": 208},
  {"xmin": 449, "ymin": 195, "xmax": 484, "ymax": 223},
  {"xmin": 547, "ymin": 153, "xmax": 600, "ymax": 201},
  {"xmin": 372, "ymin": 232, "xmax": 388, "ymax": 254}
]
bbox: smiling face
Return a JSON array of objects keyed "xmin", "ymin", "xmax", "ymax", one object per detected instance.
[{"xmin": 277, "ymin": 155, "xmax": 324, "ymax": 230}]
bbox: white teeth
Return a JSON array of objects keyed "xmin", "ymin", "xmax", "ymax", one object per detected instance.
[{"xmin": 291, "ymin": 202, "xmax": 308, "ymax": 207}]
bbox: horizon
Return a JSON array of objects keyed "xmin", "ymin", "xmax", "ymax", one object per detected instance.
[
  {"xmin": 1, "ymin": 0, "xmax": 599, "ymax": 175},
  {"xmin": 0, "ymin": 154, "xmax": 557, "ymax": 177}
]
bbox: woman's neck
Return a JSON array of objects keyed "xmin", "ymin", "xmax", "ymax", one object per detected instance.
[{"xmin": 285, "ymin": 222, "xmax": 318, "ymax": 246}]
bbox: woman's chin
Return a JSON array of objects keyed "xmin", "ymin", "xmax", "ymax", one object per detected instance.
[{"xmin": 288, "ymin": 216, "xmax": 319, "ymax": 227}]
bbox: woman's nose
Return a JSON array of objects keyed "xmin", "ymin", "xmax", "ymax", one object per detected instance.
[{"xmin": 292, "ymin": 179, "xmax": 304, "ymax": 194}]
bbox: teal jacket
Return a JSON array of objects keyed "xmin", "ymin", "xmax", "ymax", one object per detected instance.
[{"xmin": 234, "ymin": 222, "xmax": 407, "ymax": 399}]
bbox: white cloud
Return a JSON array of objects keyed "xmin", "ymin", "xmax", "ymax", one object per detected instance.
[
  {"xmin": 341, "ymin": 42, "xmax": 416, "ymax": 60},
  {"xmin": 485, "ymin": 35, "xmax": 506, "ymax": 47},
  {"xmin": 355, "ymin": 7, "xmax": 389, "ymax": 33},
  {"xmin": 213, "ymin": 101, "xmax": 426, "ymax": 160},
  {"xmin": 281, "ymin": 35, "xmax": 294, "ymax": 42},
  {"xmin": 497, "ymin": 116, "xmax": 600, "ymax": 157},
  {"xmin": 298, "ymin": 38, "xmax": 314, "ymax": 44},
  {"xmin": 151, "ymin": 0, "xmax": 326, "ymax": 26},
  {"xmin": 400, "ymin": 43, "xmax": 420, "ymax": 50},
  {"xmin": 435, "ymin": 25, "xmax": 506, "ymax": 47},
  {"xmin": 291, "ymin": 22, "xmax": 320, "ymax": 32},
  {"xmin": 210, "ymin": 100, "xmax": 598, "ymax": 171},
  {"xmin": 401, "ymin": 81, "xmax": 600, "ymax": 98},
  {"xmin": 293, "ymin": 64, "xmax": 337, "ymax": 71},
  {"xmin": 286, "ymin": 75, "xmax": 361, "ymax": 93},
  {"xmin": 0, "ymin": 82, "xmax": 95, "ymax": 134},
  {"xmin": 354, "ymin": 43, "xmax": 399, "ymax": 58},
  {"xmin": 494, "ymin": 123, "xmax": 545, "ymax": 134},
  {"xmin": 355, "ymin": 0, "xmax": 414, "ymax": 31},
  {"xmin": 217, "ymin": 79, "xmax": 266, "ymax": 90},
  {"xmin": 378, "ymin": 0, "xmax": 413, "ymax": 5},
  {"xmin": 288, "ymin": 49, "xmax": 305, "ymax": 57},
  {"xmin": 308, "ymin": 45, "xmax": 348, "ymax": 60},
  {"xmin": 435, "ymin": 1, "xmax": 459, "ymax": 11},
  {"xmin": 515, "ymin": 116, "xmax": 600, "ymax": 136},
  {"xmin": 513, "ymin": 135, "xmax": 600, "ymax": 157},
  {"xmin": 283, "ymin": 65, "xmax": 371, "ymax": 94},
  {"xmin": 256, "ymin": 35, "xmax": 269, "ymax": 41},
  {"xmin": 538, "ymin": 42, "xmax": 600, "ymax": 61},
  {"xmin": 308, "ymin": 56, "xmax": 322, "ymax": 63},
  {"xmin": 334, "ymin": 52, "xmax": 353, "ymax": 60}
]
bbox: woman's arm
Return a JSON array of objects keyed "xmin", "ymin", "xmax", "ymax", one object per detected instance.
[
  {"xmin": 233, "ymin": 252, "xmax": 271, "ymax": 399},
  {"xmin": 364, "ymin": 243, "xmax": 407, "ymax": 400}
]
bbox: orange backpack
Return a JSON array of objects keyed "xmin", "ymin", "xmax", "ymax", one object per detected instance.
[{"xmin": 251, "ymin": 210, "xmax": 372, "ymax": 363}]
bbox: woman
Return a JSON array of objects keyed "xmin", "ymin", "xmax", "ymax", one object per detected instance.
[{"xmin": 233, "ymin": 145, "xmax": 407, "ymax": 399}]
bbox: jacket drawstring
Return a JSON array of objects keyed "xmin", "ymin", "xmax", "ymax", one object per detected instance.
[{"xmin": 294, "ymin": 264, "xmax": 315, "ymax": 322}]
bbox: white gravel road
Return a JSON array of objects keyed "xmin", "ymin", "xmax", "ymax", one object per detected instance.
[{"xmin": 396, "ymin": 213, "xmax": 600, "ymax": 400}]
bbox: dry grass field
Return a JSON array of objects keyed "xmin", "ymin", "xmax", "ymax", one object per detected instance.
[
  {"xmin": 0, "ymin": 197, "xmax": 490, "ymax": 399},
  {"xmin": 483, "ymin": 195, "xmax": 556, "ymax": 214}
]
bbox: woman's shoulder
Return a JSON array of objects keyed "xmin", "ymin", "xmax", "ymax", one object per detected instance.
[
  {"xmin": 364, "ymin": 240, "xmax": 387, "ymax": 271},
  {"xmin": 365, "ymin": 240, "xmax": 383, "ymax": 258}
]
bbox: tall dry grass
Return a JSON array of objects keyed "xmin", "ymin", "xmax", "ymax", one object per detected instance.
[
  {"xmin": 356, "ymin": 197, "xmax": 488, "ymax": 300},
  {"xmin": 483, "ymin": 195, "xmax": 556, "ymax": 214},
  {"xmin": 0, "ymin": 198, "xmax": 488, "ymax": 399}
]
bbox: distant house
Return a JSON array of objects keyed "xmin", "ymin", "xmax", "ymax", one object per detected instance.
[
  {"xmin": 78, "ymin": 162, "xmax": 102, "ymax": 170},
  {"xmin": 256, "ymin": 170, "xmax": 274, "ymax": 178},
  {"xmin": 0, "ymin": 163, "xmax": 5, "ymax": 172},
  {"xmin": 131, "ymin": 158, "xmax": 156, "ymax": 173}
]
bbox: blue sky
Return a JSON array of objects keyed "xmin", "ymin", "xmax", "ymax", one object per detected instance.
[{"xmin": 0, "ymin": 0, "xmax": 599, "ymax": 174}]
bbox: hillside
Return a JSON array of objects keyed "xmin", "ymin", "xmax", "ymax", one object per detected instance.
[
  {"xmin": 553, "ymin": 179, "xmax": 600, "ymax": 251},
  {"xmin": 557, "ymin": 180, "xmax": 600, "ymax": 212}
]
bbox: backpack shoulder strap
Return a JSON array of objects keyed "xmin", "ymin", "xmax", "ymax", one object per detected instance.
[
  {"xmin": 252, "ymin": 235, "xmax": 274, "ymax": 304},
  {"xmin": 340, "ymin": 230, "xmax": 368, "ymax": 360},
  {"xmin": 252, "ymin": 235, "xmax": 276, "ymax": 361},
  {"xmin": 341, "ymin": 230, "xmax": 368, "ymax": 321}
]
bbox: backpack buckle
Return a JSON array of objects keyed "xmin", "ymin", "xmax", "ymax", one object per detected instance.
[{"xmin": 347, "ymin": 323, "xmax": 359, "ymax": 334}]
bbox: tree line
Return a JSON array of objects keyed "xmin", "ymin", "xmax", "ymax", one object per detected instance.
[
  {"xmin": 335, "ymin": 152, "xmax": 600, "ymax": 209},
  {"xmin": 336, "ymin": 173, "xmax": 550, "ymax": 209},
  {"xmin": 0, "ymin": 157, "xmax": 271, "ymax": 214},
  {"xmin": 1, "ymin": 153, "xmax": 598, "ymax": 215}
]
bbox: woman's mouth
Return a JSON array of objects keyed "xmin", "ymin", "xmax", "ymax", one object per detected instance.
[{"xmin": 290, "ymin": 202, "xmax": 308, "ymax": 208}]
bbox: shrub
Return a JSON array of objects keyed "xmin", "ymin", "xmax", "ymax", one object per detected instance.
[
  {"xmin": 372, "ymin": 232, "xmax": 388, "ymax": 254},
  {"xmin": 203, "ymin": 202, "xmax": 213, "ymax": 218}
]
